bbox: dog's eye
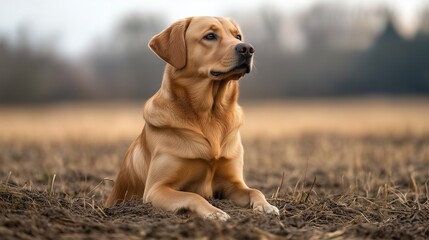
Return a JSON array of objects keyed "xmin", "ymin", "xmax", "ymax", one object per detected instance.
[
  {"xmin": 236, "ymin": 34, "xmax": 242, "ymax": 40},
  {"xmin": 203, "ymin": 33, "xmax": 217, "ymax": 41}
]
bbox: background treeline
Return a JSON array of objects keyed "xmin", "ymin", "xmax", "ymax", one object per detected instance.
[{"xmin": 1, "ymin": 3, "xmax": 429, "ymax": 103}]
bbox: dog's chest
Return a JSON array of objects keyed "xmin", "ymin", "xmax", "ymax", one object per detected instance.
[
  {"xmin": 202, "ymin": 124, "xmax": 224, "ymax": 159},
  {"xmin": 171, "ymin": 127, "xmax": 241, "ymax": 162},
  {"xmin": 198, "ymin": 116, "xmax": 239, "ymax": 160},
  {"xmin": 146, "ymin": 102, "xmax": 243, "ymax": 160}
]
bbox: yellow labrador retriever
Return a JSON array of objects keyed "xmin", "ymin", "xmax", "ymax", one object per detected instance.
[{"xmin": 105, "ymin": 16, "xmax": 279, "ymax": 220}]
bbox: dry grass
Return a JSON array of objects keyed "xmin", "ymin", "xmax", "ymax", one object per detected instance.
[
  {"xmin": 242, "ymin": 97, "xmax": 429, "ymax": 138},
  {"xmin": 1, "ymin": 97, "xmax": 429, "ymax": 142},
  {"xmin": 1, "ymin": 98, "xmax": 429, "ymax": 239}
]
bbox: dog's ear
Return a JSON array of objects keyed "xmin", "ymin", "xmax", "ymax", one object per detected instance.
[{"xmin": 148, "ymin": 18, "xmax": 192, "ymax": 70}]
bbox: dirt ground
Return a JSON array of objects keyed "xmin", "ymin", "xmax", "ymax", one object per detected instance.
[{"xmin": 1, "ymin": 100, "xmax": 429, "ymax": 239}]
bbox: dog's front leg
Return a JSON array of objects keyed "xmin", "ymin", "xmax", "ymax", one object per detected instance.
[
  {"xmin": 225, "ymin": 182, "xmax": 279, "ymax": 215},
  {"xmin": 214, "ymin": 156, "xmax": 279, "ymax": 215},
  {"xmin": 143, "ymin": 154, "xmax": 230, "ymax": 221},
  {"xmin": 145, "ymin": 185, "xmax": 230, "ymax": 221}
]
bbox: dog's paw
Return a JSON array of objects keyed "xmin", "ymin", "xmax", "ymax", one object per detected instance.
[
  {"xmin": 205, "ymin": 210, "xmax": 230, "ymax": 221},
  {"xmin": 253, "ymin": 203, "xmax": 280, "ymax": 216}
]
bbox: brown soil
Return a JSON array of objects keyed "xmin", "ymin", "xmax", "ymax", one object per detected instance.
[{"xmin": 1, "ymin": 135, "xmax": 429, "ymax": 239}]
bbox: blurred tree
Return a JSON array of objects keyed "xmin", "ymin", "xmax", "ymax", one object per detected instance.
[
  {"xmin": 344, "ymin": 17, "xmax": 429, "ymax": 95},
  {"xmin": 241, "ymin": 4, "xmax": 429, "ymax": 98},
  {"xmin": 1, "ymin": 3, "xmax": 429, "ymax": 103},
  {"xmin": 0, "ymin": 26, "xmax": 90, "ymax": 103},
  {"xmin": 87, "ymin": 14, "xmax": 166, "ymax": 100},
  {"xmin": 420, "ymin": 7, "xmax": 429, "ymax": 35}
]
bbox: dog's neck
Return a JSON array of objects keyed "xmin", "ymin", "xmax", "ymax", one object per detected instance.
[
  {"xmin": 161, "ymin": 65, "xmax": 239, "ymax": 114},
  {"xmin": 144, "ymin": 65, "xmax": 243, "ymax": 143}
]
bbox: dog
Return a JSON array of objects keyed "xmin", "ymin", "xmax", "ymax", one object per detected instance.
[{"xmin": 105, "ymin": 16, "xmax": 279, "ymax": 221}]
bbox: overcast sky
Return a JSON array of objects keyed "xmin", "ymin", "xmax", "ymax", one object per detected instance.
[{"xmin": 0, "ymin": 0, "xmax": 427, "ymax": 57}]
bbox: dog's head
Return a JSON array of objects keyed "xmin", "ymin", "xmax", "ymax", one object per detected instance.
[{"xmin": 149, "ymin": 16, "xmax": 254, "ymax": 81}]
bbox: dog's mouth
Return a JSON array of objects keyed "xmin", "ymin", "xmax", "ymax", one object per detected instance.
[{"xmin": 210, "ymin": 63, "xmax": 251, "ymax": 80}]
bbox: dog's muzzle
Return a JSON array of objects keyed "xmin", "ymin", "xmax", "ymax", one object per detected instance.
[{"xmin": 210, "ymin": 43, "xmax": 254, "ymax": 77}]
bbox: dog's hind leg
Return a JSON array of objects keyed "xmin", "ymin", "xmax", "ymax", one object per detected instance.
[{"xmin": 105, "ymin": 137, "xmax": 147, "ymax": 207}]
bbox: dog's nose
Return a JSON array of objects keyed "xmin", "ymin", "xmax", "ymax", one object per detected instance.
[{"xmin": 235, "ymin": 43, "xmax": 254, "ymax": 57}]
